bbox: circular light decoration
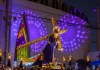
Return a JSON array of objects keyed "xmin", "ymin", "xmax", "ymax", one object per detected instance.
[
  {"xmin": 12, "ymin": 10, "xmax": 48, "ymax": 55},
  {"xmin": 58, "ymin": 14, "xmax": 90, "ymax": 52}
]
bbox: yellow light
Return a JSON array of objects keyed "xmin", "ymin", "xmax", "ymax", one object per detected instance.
[
  {"xmin": 21, "ymin": 57, "xmax": 23, "ymax": 61},
  {"xmin": 63, "ymin": 56, "xmax": 66, "ymax": 61},
  {"xmin": 20, "ymin": 55, "xmax": 24, "ymax": 62},
  {"xmin": 86, "ymin": 55, "xmax": 90, "ymax": 62},
  {"xmin": 0, "ymin": 49, "xmax": 2, "ymax": 57},
  {"xmin": 8, "ymin": 52, "xmax": 11, "ymax": 59},
  {"xmin": 68, "ymin": 55, "xmax": 72, "ymax": 61}
]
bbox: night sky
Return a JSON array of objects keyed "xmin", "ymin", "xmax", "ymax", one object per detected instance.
[{"xmin": 64, "ymin": 0, "xmax": 100, "ymax": 25}]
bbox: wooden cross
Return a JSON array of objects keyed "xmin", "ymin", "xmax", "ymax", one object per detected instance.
[{"xmin": 17, "ymin": 17, "xmax": 67, "ymax": 51}]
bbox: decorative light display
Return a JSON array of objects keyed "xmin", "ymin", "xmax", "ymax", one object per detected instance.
[
  {"xmin": 13, "ymin": 10, "xmax": 47, "ymax": 57},
  {"xmin": 25, "ymin": 10, "xmax": 48, "ymax": 55},
  {"xmin": 58, "ymin": 14, "xmax": 89, "ymax": 52}
]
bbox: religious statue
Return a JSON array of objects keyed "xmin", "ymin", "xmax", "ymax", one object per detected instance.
[{"xmin": 17, "ymin": 17, "xmax": 67, "ymax": 68}]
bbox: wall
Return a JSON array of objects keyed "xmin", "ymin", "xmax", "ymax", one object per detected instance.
[{"xmin": 11, "ymin": 0, "xmax": 91, "ymax": 64}]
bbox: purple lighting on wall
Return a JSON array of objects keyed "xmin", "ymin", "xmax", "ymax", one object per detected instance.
[
  {"xmin": 12, "ymin": 10, "xmax": 48, "ymax": 55},
  {"xmin": 58, "ymin": 14, "xmax": 89, "ymax": 52}
]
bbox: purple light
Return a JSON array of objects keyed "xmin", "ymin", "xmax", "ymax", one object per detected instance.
[
  {"xmin": 74, "ymin": 43, "xmax": 76, "ymax": 45},
  {"xmin": 72, "ymin": 48, "xmax": 74, "ymax": 51},
  {"xmin": 82, "ymin": 31, "xmax": 85, "ymax": 34},
  {"xmin": 78, "ymin": 39, "xmax": 80, "ymax": 41},
  {"xmin": 80, "ymin": 36, "xmax": 83, "ymax": 38},
  {"xmin": 78, "ymin": 44, "xmax": 81, "ymax": 47},
  {"xmin": 77, "ymin": 30, "xmax": 80, "ymax": 33},
  {"xmin": 82, "ymin": 40, "xmax": 85, "ymax": 43},
  {"xmin": 85, "ymin": 36, "xmax": 88, "ymax": 39},
  {"xmin": 12, "ymin": 10, "xmax": 48, "ymax": 55},
  {"xmin": 75, "ymin": 47, "xmax": 78, "ymax": 49},
  {"xmin": 82, "ymin": 22, "xmax": 86, "ymax": 25},
  {"xmin": 92, "ymin": 9, "xmax": 96, "ymax": 12},
  {"xmin": 77, "ymin": 34, "xmax": 80, "ymax": 37},
  {"xmin": 59, "ymin": 14, "xmax": 89, "ymax": 52},
  {"xmin": 70, "ymin": 41, "xmax": 73, "ymax": 44}
]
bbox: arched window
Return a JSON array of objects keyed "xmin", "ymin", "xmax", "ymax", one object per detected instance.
[{"xmin": 52, "ymin": 0, "xmax": 59, "ymax": 9}]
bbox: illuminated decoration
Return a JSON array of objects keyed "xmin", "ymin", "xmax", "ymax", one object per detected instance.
[
  {"xmin": 17, "ymin": 17, "xmax": 66, "ymax": 52},
  {"xmin": 8, "ymin": 52, "xmax": 11, "ymax": 60},
  {"xmin": 14, "ymin": 10, "xmax": 48, "ymax": 57},
  {"xmin": 63, "ymin": 56, "xmax": 66, "ymax": 61},
  {"xmin": 0, "ymin": 49, "xmax": 2, "ymax": 57},
  {"xmin": 68, "ymin": 55, "xmax": 72, "ymax": 61},
  {"xmin": 58, "ymin": 14, "xmax": 89, "ymax": 52},
  {"xmin": 86, "ymin": 55, "xmax": 90, "ymax": 62},
  {"xmin": 0, "ymin": 49, "xmax": 2, "ymax": 62}
]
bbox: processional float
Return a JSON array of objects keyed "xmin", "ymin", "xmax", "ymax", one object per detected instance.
[{"xmin": 17, "ymin": 17, "xmax": 67, "ymax": 62}]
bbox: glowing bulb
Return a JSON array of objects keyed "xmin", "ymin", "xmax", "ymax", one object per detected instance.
[
  {"xmin": 86, "ymin": 55, "xmax": 90, "ymax": 62},
  {"xmin": 63, "ymin": 56, "xmax": 66, "ymax": 61},
  {"xmin": 0, "ymin": 49, "xmax": 2, "ymax": 57},
  {"xmin": 68, "ymin": 55, "xmax": 72, "ymax": 61},
  {"xmin": 20, "ymin": 56, "xmax": 23, "ymax": 61},
  {"xmin": 8, "ymin": 52, "xmax": 11, "ymax": 59}
]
